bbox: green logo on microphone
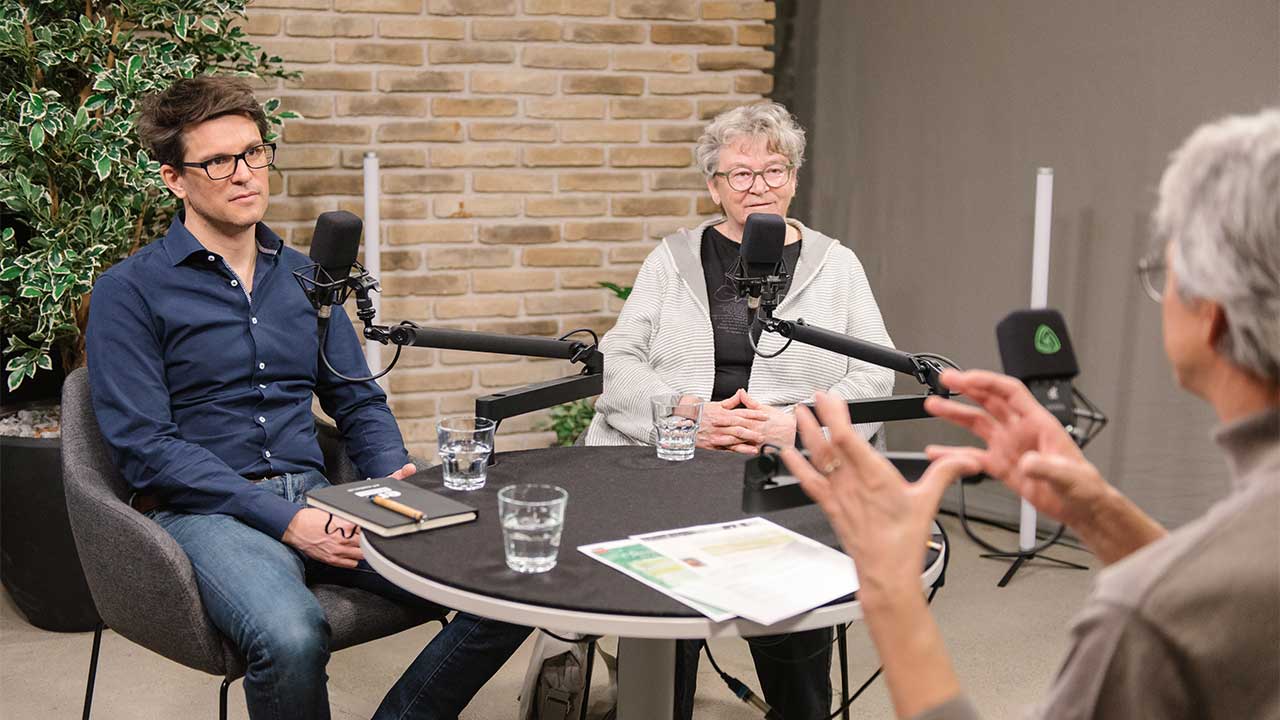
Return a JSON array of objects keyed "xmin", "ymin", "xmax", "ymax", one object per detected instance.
[{"xmin": 1034, "ymin": 324, "xmax": 1062, "ymax": 355}]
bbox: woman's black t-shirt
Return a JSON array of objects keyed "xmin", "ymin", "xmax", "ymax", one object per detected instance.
[{"xmin": 700, "ymin": 224, "xmax": 802, "ymax": 402}]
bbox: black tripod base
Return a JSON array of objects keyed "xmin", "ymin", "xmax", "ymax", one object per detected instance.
[{"xmin": 980, "ymin": 551, "xmax": 1089, "ymax": 588}]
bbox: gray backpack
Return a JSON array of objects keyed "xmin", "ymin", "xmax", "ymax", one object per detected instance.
[{"xmin": 518, "ymin": 632, "xmax": 617, "ymax": 720}]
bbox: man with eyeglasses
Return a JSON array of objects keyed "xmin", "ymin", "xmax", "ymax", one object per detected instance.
[
  {"xmin": 85, "ymin": 76, "xmax": 531, "ymax": 720},
  {"xmin": 783, "ymin": 109, "xmax": 1279, "ymax": 719}
]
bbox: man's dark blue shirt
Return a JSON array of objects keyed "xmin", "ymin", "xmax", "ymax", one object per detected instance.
[{"xmin": 87, "ymin": 215, "xmax": 409, "ymax": 539}]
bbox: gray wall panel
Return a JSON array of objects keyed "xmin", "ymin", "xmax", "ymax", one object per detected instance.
[{"xmin": 795, "ymin": 0, "xmax": 1278, "ymax": 527}]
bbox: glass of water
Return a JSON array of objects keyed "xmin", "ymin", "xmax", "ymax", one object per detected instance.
[
  {"xmin": 498, "ymin": 484, "xmax": 568, "ymax": 574},
  {"xmin": 650, "ymin": 394, "xmax": 703, "ymax": 461},
  {"xmin": 436, "ymin": 416, "xmax": 496, "ymax": 491}
]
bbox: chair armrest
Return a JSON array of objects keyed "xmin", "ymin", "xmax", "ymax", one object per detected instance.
[{"xmin": 63, "ymin": 462, "xmax": 233, "ymax": 675}]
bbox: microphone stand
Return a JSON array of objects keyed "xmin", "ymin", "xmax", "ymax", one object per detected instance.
[
  {"xmin": 740, "ymin": 282, "xmax": 961, "ymax": 513},
  {"xmin": 297, "ymin": 262, "xmax": 603, "ymax": 464},
  {"xmin": 373, "ymin": 320, "xmax": 603, "ymax": 437}
]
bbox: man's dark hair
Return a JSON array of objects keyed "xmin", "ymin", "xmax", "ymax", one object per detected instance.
[{"xmin": 137, "ymin": 76, "xmax": 270, "ymax": 168}]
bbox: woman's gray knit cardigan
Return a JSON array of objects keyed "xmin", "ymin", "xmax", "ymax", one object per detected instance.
[{"xmin": 585, "ymin": 217, "xmax": 896, "ymax": 446}]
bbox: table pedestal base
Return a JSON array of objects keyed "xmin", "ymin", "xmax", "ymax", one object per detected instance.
[{"xmin": 616, "ymin": 637, "xmax": 675, "ymax": 720}]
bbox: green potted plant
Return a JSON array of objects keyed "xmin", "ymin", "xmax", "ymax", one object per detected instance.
[{"xmin": 0, "ymin": 0, "xmax": 295, "ymax": 630}]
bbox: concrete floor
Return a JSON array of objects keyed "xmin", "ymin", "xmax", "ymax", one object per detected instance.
[{"xmin": 0, "ymin": 515, "xmax": 1096, "ymax": 719}]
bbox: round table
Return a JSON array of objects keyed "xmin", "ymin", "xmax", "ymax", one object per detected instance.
[{"xmin": 364, "ymin": 446, "xmax": 946, "ymax": 720}]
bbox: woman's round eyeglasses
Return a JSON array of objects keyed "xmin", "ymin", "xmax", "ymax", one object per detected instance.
[
  {"xmin": 180, "ymin": 143, "xmax": 276, "ymax": 181},
  {"xmin": 713, "ymin": 164, "xmax": 794, "ymax": 192}
]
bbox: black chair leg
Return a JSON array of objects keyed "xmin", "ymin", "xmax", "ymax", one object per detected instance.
[
  {"xmin": 220, "ymin": 677, "xmax": 232, "ymax": 720},
  {"xmin": 82, "ymin": 622, "xmax": 104, "ymax": 720},
  {"xmin": 579, "ymin": 639, "xmax": 597, "ymax": 720},
  {"xmin": 837, "ymin": 625, "xmax": 850, "ymax": 720}
]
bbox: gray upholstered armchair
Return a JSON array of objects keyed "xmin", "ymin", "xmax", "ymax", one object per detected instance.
[{"xmin": 61, "ymin": 368, "xmax": 444, "ymax": 719}]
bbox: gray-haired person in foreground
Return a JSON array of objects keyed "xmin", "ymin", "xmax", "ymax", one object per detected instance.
[{"xmin": 784, "ymin": 108, "xmax": 1280, "ymax": 719}]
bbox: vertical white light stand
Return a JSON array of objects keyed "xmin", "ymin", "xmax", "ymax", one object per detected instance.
[
  {"xmin": 363, "ymin": 152, "xmax": 385, "ymax": 390},
  {"xmin": 1023, "ymin": 167, "xmax": 1053, "ymax": 553},
  {"xmin": 981, "ymin": 168, "xmax": 1089, "ymax": 587}
]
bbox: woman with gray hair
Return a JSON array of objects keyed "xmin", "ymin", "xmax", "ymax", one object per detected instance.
[
  {"xmin": 585, "ymin": 101, "xmax": 894, "ymax": 451},
  {"xmin": 584, "ymin": 102, "xmax": 897, "ymax": 719}
]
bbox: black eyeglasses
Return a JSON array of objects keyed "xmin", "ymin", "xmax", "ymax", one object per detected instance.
[
  {"xmin": 180, "ymin": 143, "xmax": 276, "ymax": 181},
  {"xmin": 1137, "ymin": 253, "xmax": 1167, "ymax": 302},
  {"xmin": 713, "ymin": 163, "xmax": 794, "ymax": 192}
]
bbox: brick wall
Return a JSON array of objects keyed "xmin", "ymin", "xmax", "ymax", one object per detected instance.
[{"xmin": 243, "ymin": 0, "xmax": 776, "ymax": 458}]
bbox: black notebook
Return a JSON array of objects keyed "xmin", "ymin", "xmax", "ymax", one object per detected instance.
[{"xmin": 305, "ymin": 476, "xmax": 477, "ymax": 537}]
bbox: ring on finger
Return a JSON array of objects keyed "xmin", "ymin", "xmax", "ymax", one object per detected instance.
[{"xmin": 821, "ymin": 458, "xmax": 842, "ymax": 474}]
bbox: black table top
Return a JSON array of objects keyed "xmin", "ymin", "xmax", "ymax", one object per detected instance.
[{"xmin": 368, "ymin": 446, "xmax": 942, "ymax": 618}]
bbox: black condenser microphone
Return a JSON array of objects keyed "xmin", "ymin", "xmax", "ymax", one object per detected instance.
[
  {"xmin": 306, "ymin": 211, "xmax": 363, "ymax": 325},
  {"xmin": 997, "ymin": 309, "xmax": 1106, "ymax": 444},
  {"xmin": 735, "ymin": 212, "xmax": 787, "ymax": 309}
]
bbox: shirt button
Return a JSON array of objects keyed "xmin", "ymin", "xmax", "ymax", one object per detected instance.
[
  {"xmin": 251, "ymin": 317, "xmax": 258, "ymax": 325},
  {"xmin": 230, "ymin": 280, "xmax": 239, "ymax": 287},
  {"xmin": 263, "ymin": 450, "xmax": 272, "ymax": 459},
  {"xmin": 258, "ymin": 383, "xmax": 266, "ymax": 389},
  {"xmin": 207, "ymin": 255, "xmax": 215, "ymax": 262},
  {"xmin": 258, "ymin": 362, "xmax": 266, "ymax": 370},
  {"xmin": 257, "ymin": 416, "xmax": 266, "ymax": 424}
]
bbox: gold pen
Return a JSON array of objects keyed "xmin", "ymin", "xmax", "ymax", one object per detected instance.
[{"xmin": 372, "ymin": 495, "xmax": 425, "ymax": 523}]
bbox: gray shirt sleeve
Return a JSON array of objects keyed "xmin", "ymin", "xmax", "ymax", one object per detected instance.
[
  {"xmin": 909, "ymin": 695, "xmax": 983, "ymax": 720},
  {"xmin": 908, "ymin": 600, "xmax": 1194, "ymax": 720},
  {"xmin": 1031, "ymin": 600, "xmax": 1193, "ymax": 720}
]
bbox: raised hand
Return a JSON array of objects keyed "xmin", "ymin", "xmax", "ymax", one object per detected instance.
[
  {"xmin": 923, "ymin": 369, "xmax": 1105, "ymax": 529},
  {"xmin": 781, "ymin": 392, "xmax": 980, "ymax": 598}
]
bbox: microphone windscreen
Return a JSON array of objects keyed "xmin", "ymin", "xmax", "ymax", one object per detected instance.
[
  {"xmin": 997, "ymin": 309, "xmax": 1079, "ymax": 381},
  {"xmin": 309, "ymin": 211, "xmax": 363, "ymax": 282},
  {"xmin": 740, "ymin": 212, "xmax": 786, "ymax": 275}
]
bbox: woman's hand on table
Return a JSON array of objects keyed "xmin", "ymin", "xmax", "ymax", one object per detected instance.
[
  {"xmin": 780, "ymin": 391, "xmax": 979, "ymax": 601},
  {"xmin": 682, "ymin": 393, "xmax": 768, "ymax": 453},
  {"xmin": 730, "ymin": 390, "xmax": 797, "ymax": 449},
  {"xmin": 676, "ymin": 390, "xmax": 798, "ymax": 454}
]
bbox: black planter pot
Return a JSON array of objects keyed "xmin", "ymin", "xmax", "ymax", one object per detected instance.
[{"xmin": 0, "ymin": 433, "xmax": 101, "ymax": 631}]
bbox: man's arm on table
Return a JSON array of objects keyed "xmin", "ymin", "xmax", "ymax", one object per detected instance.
[{"xmin": 314, "ymin": 303, "xmax": 410, "ymax": 479}]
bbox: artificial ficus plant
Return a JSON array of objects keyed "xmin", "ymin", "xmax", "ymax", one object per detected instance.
[{"xmin": 0, "ymin": 0, "xmax": 298, "ymax": 393}]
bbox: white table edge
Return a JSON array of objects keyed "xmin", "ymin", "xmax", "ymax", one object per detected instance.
[{"xmin": 362, "ymin": 534, "xmax": 946, "ymax": 640}]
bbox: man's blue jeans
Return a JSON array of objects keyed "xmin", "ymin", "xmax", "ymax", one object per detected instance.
[{"xmin": 149, "ymin": 470, "xmax": 531, "ymax": 720}]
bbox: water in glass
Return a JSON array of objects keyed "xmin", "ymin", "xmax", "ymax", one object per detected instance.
[
  {"xmin": 501, "ymin": 514, "xmax": 563, "ymax": 573},
  {"xmin": 440, "ymin": 439, "xmax": 491, "ymax": 491},
  {"xmin": 498, "ymin": 484, "xmax": 567, "ymax": 574},
  {"xmin": 655, "ymin": 415, "xmax": 698, "ymax": 461}
]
